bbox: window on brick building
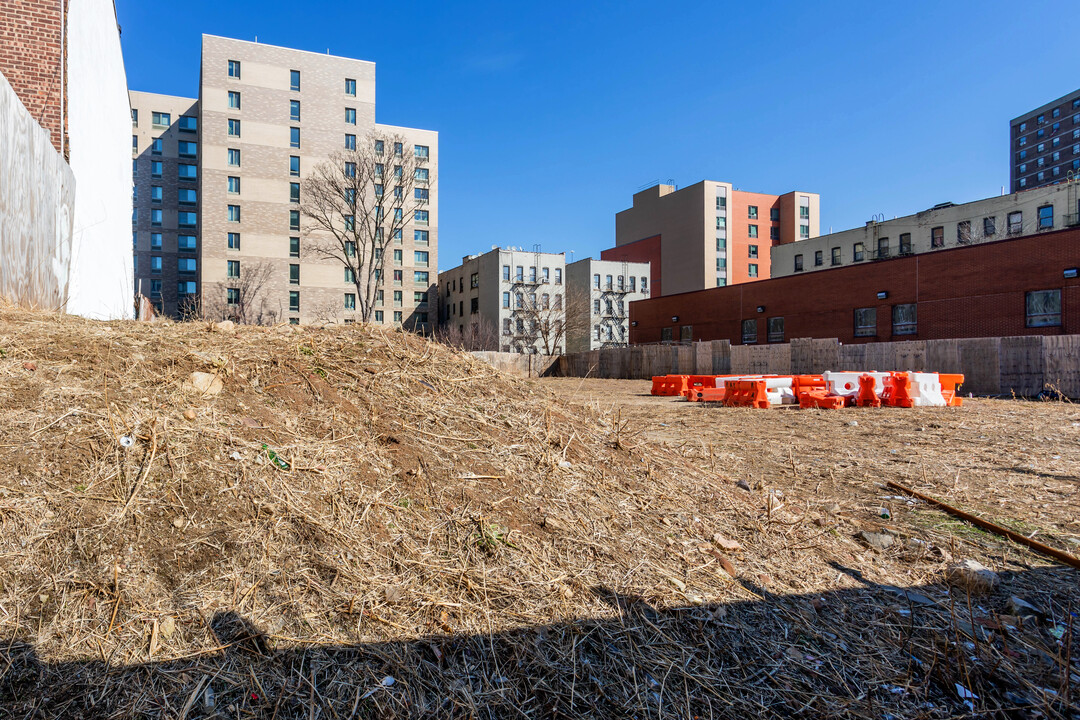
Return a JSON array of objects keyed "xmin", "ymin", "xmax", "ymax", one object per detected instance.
[
  {"xmin": 892, "ymin": 304, "xmax": 917, "ymax": 336},
  {"xmin": 1038, "ymin": 204, "xmax": 1054, "ymax": 229},
  {"xmin": 680, "ymin": 325, "xmax": 693, "ymax": 342},
  {"xmin": 983, "ymin": 216, "xmax": 996, "ymax": 237},
  {"xmin": 748, "ymin": 206, "xmax": 758, "ymax": 219},
  {"xmin": 741, "ymin": 319, "xmax": 757, "ymax": 344},
  {"xmin": 660, "ymin": 327, "xmax": 673, "ymax": 344},
  {"xmin": 748, "ymin": 224, "xmax": 758, "ymax": 238},
  {"xmin": 930, "ymin": 226, "xmax": 944, "ymax": 248},
  {"xmin": 770, "ymin": 208, "xmax": 780, "ymax": 221},
  {"xmin": 854, "ymin": 307, "xmax": 877, "ymax": 337},
  {"xmin": 899, "ymin": 233, "xmax": 912, "ymax": 254},
  {"xmin": 1026, "ymin": 289, "xmax": 1061, "ymax": 327},
  {"xmin": 794, "ymin": 254, "xmax": 803, "ymax": 272},
  {"xmin": 814, "ymin": 250, "xmax": 823, "ymax": 266},
  {"xmin": 748, "ymin": 263, "xmax": 758, "ymax": 277},
  {"xmin": 748, "ymin": 244, "xmax": 758, "ymax": 259},
  {"xmin": 853, "ymin": 242, "xmax": 864, "ymax": 261},
  {"xmin": 767, "ymin": 317, "xmax": 784, "ymax": 343},
  {"xmin": 831, "ymin": 247, "xmax": 841, "ymax": 265},
  {"xmin": 957, "ymin": 220, "xmax": 971, "ymax": 243}
]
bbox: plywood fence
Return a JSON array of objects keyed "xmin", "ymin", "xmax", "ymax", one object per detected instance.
[
  {"xmin": 0, "ymin": 71, "xmax": 76, "ymax": 311},
  {"xmin": 549, "ymin": 336, "xmax": 1080, "ymax": 397},
  {"xmin": 470, "ymin": 351, "xmax": 559, "ymax": 378}
]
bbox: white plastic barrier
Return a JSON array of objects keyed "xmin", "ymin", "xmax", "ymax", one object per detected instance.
[
  {"xmin": 906, "ymin": 372, "xmax": 947, "ymax": 407},
  {"xmin": 823, "ymin": 371, "xmax": 891, "ymax": 398}
]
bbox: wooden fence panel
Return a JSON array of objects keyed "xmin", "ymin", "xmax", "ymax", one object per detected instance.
[
  {"xmin": 957, "ymin": 338, "xmax": 1002, "ymax": 395},
  {"xmin": 1043, "ymin": 335, "xmax": 1080, "ymax": 397},
  {"xmin": 926, "ymin": 339, "xmax": 961, "ymax": 374},
  {"xmin": 811, "ymin": 339, "xmax": 841, "ymax": 373},
  {"xmin": 999, "ymin": 336, "xmax": 1045, "ymax": 397}
]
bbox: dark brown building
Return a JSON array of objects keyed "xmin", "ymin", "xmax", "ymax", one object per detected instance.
[
  {"xmin": 629, "ymin": 226, "xmax": 1080, "ymax": 346},
  {"xmin": 1011, "ymin": 88, "xmax": 1080, "ymax": 192}
]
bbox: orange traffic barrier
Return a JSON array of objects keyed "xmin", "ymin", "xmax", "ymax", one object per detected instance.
[
  {"xmin": 724, "ymin": 379, "xmax": 770, "ymax": 409},
  {"xmin": 686, "ymin": 387, "xmax": 727, "ymax": 403},
  {"xmin": 651, "ymin": 375, "xmax": 689, "ymax": 397},
  {"xmin": 882, "ymin": 373, "xmax": 914, "ymax": 408},
  {"xmin": 856, "ymin": 373, "xmax": 882, "ymax": 407},
  {"xmin": 798, "ymin": 389, "xmax": 846, "ymax": 409},
  {"xmin": 938, "ymin": 374, "xmax": 965, "ymax": 407}
]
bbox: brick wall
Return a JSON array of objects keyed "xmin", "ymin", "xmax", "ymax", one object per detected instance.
[
  {"xmin": 601, "ymin": 234, "xmax": 662, "ymax": 296},
  {"xmin": 0, "ymin": 0, "xmax": 66, "ymax": 156},
  {"xmin": 630, "ymin": 226, "xmax": 1080, "ymax": 344}
]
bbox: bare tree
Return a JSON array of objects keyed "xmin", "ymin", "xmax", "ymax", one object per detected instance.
[
  {"xmin": 299, "ymin": 132, "xmax": 432, "ymax": 323},
  {"xmin": 434, "ymin": 316, "xmax": 499, "ymax": 351},
  {"xmin": 510, "ymin": 286, "xmax": 590, "ymax": 355},
  {"xmin": 202, "ymin": 260, "xmax": 275, "ymax": 324}
]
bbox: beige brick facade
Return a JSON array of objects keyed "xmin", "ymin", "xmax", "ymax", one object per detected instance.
[{"xmin": 199, "ymin": 34, "xmax": 437, "ymax": 327}]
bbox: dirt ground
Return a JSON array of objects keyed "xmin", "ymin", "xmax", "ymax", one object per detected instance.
[{"xmin": 540, "ymin": 378, "xmax": 1080, "ymax": 559}]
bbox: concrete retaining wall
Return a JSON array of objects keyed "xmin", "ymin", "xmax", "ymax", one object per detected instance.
[
  {"xmin": 551, "ymin": 336, "xmax": 1080, "ymax": 397},
  {"xmin": 470, "ymin": 351, "xmax": 559, "ymax": 378}
]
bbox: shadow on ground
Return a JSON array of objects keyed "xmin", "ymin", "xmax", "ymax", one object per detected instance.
[{"xmin": 3, "ymin": 566, "xmax": 1078, "ymax": 719}]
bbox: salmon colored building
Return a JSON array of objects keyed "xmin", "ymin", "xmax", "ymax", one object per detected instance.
[{"xmin": 603, "ymin": 181, "xmax": 820, "ymax": 300}]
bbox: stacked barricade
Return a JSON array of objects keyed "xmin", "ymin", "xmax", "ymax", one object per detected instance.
[{"xmin": 654, "ymin": 371, "xmax": 964, "ymax": 409}]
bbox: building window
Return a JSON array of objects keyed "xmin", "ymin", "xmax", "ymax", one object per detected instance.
[
  {"xmin": 854, "ymin": 307, "xmax": 877, "ymax": 337},
  {"xmin": 748, "ymin": 263, "xmax": 758, "ymax": 277},
  {"xmin": 1038, "ymin": 204, "xmax": 1054, "ymax": 229},
  {"xmin": 799, "ymin": 203, "xmax": 810, "ymax": 219},
  {"xmin": 178, "ymin": 141, "xmax": 197, "ymax": 158},
  {"xmin": 290, "ymin": 69, "xmax": 300, "ymax": 91},
  {"xmin": 831, "ymin": 247, "xmax": 841, "ymax": 265},
  {"xmin": 983, "ymin": 216, "xmax": 996, "ymax": 237},
  {"xmin": 290, "ymin": 210, "xmax": 300, "ymax": 231},
  {"xmin": 748, "ymin": 224, "xmax": 758, "ymax": 238},
  {"xmin": 290, "ymin": 100, "xmax": 301, "ymax": 121},
  {"xmin": 289, "ymin": 291, "xmax": 300, "ymax": 313},
  {"xmin": 228, "ymin": 148, "xmax": 241, "ymax": 167},
  {"xmin": 716, "ymin": 216, "xmax": 726, "ymax": 230},
  {"xmin": 290, "ymin": 127, "xmax": 300, "ymax": 148},
  {"xmin": 150, "ymin": 160, "xmax": 162, "ymax": 177},
  {"xmin": 1026, "ymin": 289, "xmax": 1061, "ymax": 327},
  {"xmin": 151, "ymin": 256, "xmax": 162, "ymax": 274},
  {"xmin": 1008, "ymin": 211, "xmax": 1023, "ymax": 234},
  {"xmin": 794, "ymin": 254, "xmax": 803, "ymax": 272},
  {"xmin": 899, "ymin": 233, "xmax": 912, "ymax": 254},
  {"xmin": 290, "ymin": 182, "xmax": 300, "ymax": 203},
  {"xmin": 228, "ymin": 205, "xmax": 241, "ymax": 223},
  {"xmin": 957, "ymin": 220, "xmax": 971, "ymax": 243},
  {"xmin": 151, "ymin": 185, "xmax": 163, "ymax": 203},
  {"xmin": 748, "ymin": 244, "xmax": 758, "ymax": 259},
  {"xmin": 853, "ymin": 242, "xmax": 864, "ymax": 262},
  {"xmin": 227, "ymin": 91, "xmax": 240, "ymax": 110},
  {"xmin": 767, "ymin": 317, "xmax": 784, "ymax": 343},
  {"xmin": 394, "ymin": 142, "xmax": 403, "ymax": 157},
  {"xmin": 285, "ymin": 156, "xmax": 299, "ymax": 178},
  {"xmin": 179, "ymin": 163, "xmax": 197, "ymax": 181},
  {"xmin": 800, "ymin": 224, "xmax": 810, "ymax": 239},
  {"xmin": 414, "ymin": 251, "xmax": 429, "ymax": 266},
  {"xmin": 344, "ymin": 133, "xmax": 356, "ymax": 150},
  {"xmin": 151, "ymin": 138, "xmax": 163, "ymax": 155},
  {"xmin": 892, "ymin": 304, "xmax": 916, "ymax": 335},
  {"xmin": 290, "ymin": 237, "xmax": 300, "ymax": 257},
  {"xmin": 814, "ymin": 250, "xmax": 823, "ymax": 266},
  {"xmin": 345, "ymin": 78, "xmax": 356, "ymax": 96},
  {"xmin": 741, "ymin": 319, "xmax": 757, "ymax": 344},
  {"xmin": 770, "ymin": 227, "xmax": 780, "ymax": 241},
  {"xmin": 344, "ymin": 293, "xmax": 356, "ymax": 310},
  {"xmin": 555, "ymin": 268, "xmax": 562, "ymax": 284},
  {"xmin": 227, "ymin": 260, "xmax": 240, "ymax": 278},
  {"xmin": 150, "ymin": 233, "xmax": 162, "ymax": 249},
  {"xmin": 287, "ymin": 264, "xmax": 299, "ymax": 285},
  {"xmin": 228, "ymin": 59, "xmax": 240, "ymax": 78},
  {"xmin": 343, "ymin": 266, "xmax": 355, "ymax": 284},
  {"xmin": 502, "ymin": 292, "xmax": 510, "ymax": 308},
  {"xmin": 415, "ymin": 209, "xmax": 429, "ymax": 226},
  {"xmin": 345, "ymin": 107, "xmax": 356, "ymax": 124},
  {"xmin": 417, "ymin": 271, "xmax": 431, "ymax": 285},
  {"xmin": 344, "ymin": 161, "xmax": 356, "ymax": 178},
  {"xmin": 415, "ymin": 188, "xmax": 429, "ymax": 202},
  {"xmin": 228, "ymin": 176, "xmax": 240, "ymax": 195},
  {"xmin": 930, "ymin": 226, "xmax": 944, "ymax": 248},
  {"xmin": 469, "ymin": 297, "xmax": 478, "ymax": 314},
  {"xmin": 151, "ymin": 111, "xmax": 170, "ymax": 128},
  {"xmin": 179, "ymin": 188, "xmax": 197, "ymax": 205},
  {"xmin": 178, "ymin": 281, "xmax": 197, "ymax": 296},
  {"xmin": 769, "ymin": 207, "xmax": 780, "ymax": 221},
  {"xmin": 747, "ymin": 205, "xmax": 758, "ymax": 219},
  {"xmin": 228, "ymin": 232, "xmax": 240, "ymax": 250},
  {"xmin": 179, "ymin": 115, "xmax": 197, "ymax": 132},
  {"xmin": 151, "ymin": 209, "xmax": 162, "ymax": 226},
  {"xmin": 131, "ymin": 108, "xmax": 138, "ymax": 126},
  {"xmin": 415, "ymin": 167, "xmax": 429, "ymax": 182}
]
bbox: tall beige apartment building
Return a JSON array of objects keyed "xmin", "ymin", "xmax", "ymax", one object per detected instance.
[
  {"xmin": 199, "ymin": 35, "xmax": 438, "ymax": 327},
  {"xmin": 130, "ymin": 91, "xmax": 200, "ymax": 317}
]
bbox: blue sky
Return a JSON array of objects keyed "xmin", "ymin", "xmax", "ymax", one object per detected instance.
[{"xmin": 119, "ymin": 0, "xmax": 1080, "ymax": 265}]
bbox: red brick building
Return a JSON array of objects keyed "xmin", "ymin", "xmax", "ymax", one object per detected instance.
[
  {"xmin": 629, "ymin": 226, "xmax": 1080, "ymax": 344},
  {"xmin": 0, "ymin": 0, "xmax": 68, "ymax": 156}
]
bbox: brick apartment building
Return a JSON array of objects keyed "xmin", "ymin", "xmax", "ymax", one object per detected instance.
[
  {"xmin": 629, "ymin": 226, "xmax": 1080, "ymax": 345},
  {"xmin": 130, "ymin": 91, "xmax": 200, "ymax": 316},
  {"xmin": 1010, "ymin": 87, "xmax": 1080, "ymax": 193},
  {"xmin": 0, "ymin": 0, "xmax": 67, "ymax": 156},
  {"xmin": 601, "ymin": 181, "xmax": 820, "ymax": 296}
]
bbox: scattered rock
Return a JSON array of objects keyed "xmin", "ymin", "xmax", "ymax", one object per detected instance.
[
  {"xmin": 736, "ymin": 479, "xmax": 751, "ymax": 492},
  {"xmin": 384, "ymin": 585, "xmax": 406, "ymax": 603},
  {"xmin": 825, "ymin": 503, "xmax": 841, "ymax": 515},
  {"xmin": 229, "ymin": 451, "xmax": 242, "ymax": 461},
  {"xmin": 712, "ymin": 533, "xmax": 742, "ymax": 552},
  {"xmin": 541, "ymin": 516, "xmax": 564, "ymax": 532},
  {"xmin": 183, "ymin": 408, "xmax": 197, "ymax": 421},
  {"xmin": 847, "ymin": 420, "xmax": 858, "ymax": 427},
  {"xmin": 859, "ymin": 531, "xmax": 895, "ymax": 552},
  {"xmin": 213, "ymin": 320, "xmax": 236, "ymax": 333},
  {"xmin": 1006, "ymin": 596, "xmax": 1044, "ymax": 621},
  {"xmin": 22, "ymin": 361, "xmax": 36, "ymax": 372},
  {"xmin": 946, "ymin": 559, "xmax": 1000, "ymax": 594},
  {"xmin": 159, "ymin": 616, "xmax": 176, "ymax": 638},
  {"xmin": 717, "ymin": 555, "xmax": 736, "ymax": 577},
  {"xmin": 172, "ymin": 517, "xmax": 185, "ymax": 528},
  {"xmin": 185, "ymin": 371, "xmax": 223, "ymax": 396}
]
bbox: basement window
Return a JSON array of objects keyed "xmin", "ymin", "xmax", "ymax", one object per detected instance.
[
  {"xmin": 741, "ymin": 319, "xmax": 757, "ymax": 344},
  {"xmin": 854, "ymin": 307, "xmax": 877, "ymax": 337},
  {"xmin": 767, "ymin": 317, "xmax": 784, "ymax": 343},
  {"xmin": 892, "ymin": 304, "xmax": 917, "ymax": 335}
]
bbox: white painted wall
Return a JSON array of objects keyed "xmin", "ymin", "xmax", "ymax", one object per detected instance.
[{"xmin": 65, "ymin": 0, "xmax": 133, "ymax": 319}]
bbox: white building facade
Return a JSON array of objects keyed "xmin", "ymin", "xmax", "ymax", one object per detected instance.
[{"xmin": 565, "ymin": 258, "xmax": 651, "ymax": 353}]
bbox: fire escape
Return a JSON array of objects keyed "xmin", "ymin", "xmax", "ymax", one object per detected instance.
[
  {"xmin": 509, "ymin": 244, "xmax": 544, "ymax": 353},
  {"xmin": 598, "ymin": 261, "xmax": 630, "ymax": 349}
]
